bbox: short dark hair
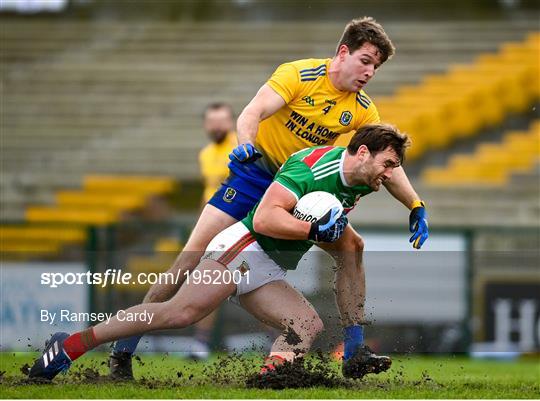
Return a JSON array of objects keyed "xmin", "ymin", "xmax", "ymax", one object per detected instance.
[
  {"xmin": 336, "ymin": 17, "xmax": 395, "ymax": 64},
  {"xmin": 203, "ymin": 102, "xmax": 234, "ymax": 119},
  {"xmin": 347, "ymin": 124, "xmax": 410, "ymax": 164}
]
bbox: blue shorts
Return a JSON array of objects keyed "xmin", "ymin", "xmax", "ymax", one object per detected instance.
[{"xmin": 208, "ymin": 161, "xmax": 274, "ymax": 221}]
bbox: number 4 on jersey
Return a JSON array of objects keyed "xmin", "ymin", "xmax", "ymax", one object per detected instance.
[{"xmin": 322, "ymin": 100, "xmax": 336, "ymax": 115}]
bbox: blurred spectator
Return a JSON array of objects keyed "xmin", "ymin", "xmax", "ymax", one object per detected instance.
[{"xmin": 199, "ymin": 102, "xmax": 237, "ymax": 206}]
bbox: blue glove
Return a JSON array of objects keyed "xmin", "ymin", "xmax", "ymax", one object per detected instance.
[
  {"xmin": 409, "ymin": 200, "xmax": 428, "ymax": 249},
  {"xmin": 308, "ymin": 207, "xmax": 348, "ymax": 243},
  {"xmin": 229, "ymin": 143, "xmax": 262, "ymax": 163}
]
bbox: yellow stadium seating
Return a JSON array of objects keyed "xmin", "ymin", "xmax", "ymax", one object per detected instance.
[
  {"xmin": 3, "ymin": 174, "xmax": 179, "ymax": 258},
  {"xmin": 26, "ymin": 206, "xmax": 120, "ymax": 225},
  {"xmin": 127, "ymin": 254, "xmax": 176, "ymax": 275},
  {"xmin": 0, "ymin": 226, "xmax": 86, "ymax": 243},
  {"xmin": 0, "ymin": 241, "xmax": 61, "ymax": 254},
  {"xmin": 422, "ymin": 120, "xmax": 540, "ymax": 187},
  {"xmin": 83, "ymin": 175, "xmax": 177, "ymax": 195},
  {"xmin": 376, "ymin": 31, "xmax": 539, "ymax": 161},
  {"xmin": 154, "ymin": 237, "xmax": 184, "ymax": 253},
  {"xmin": 56, "ymin": 191, "xmax": 147, "ymax": 211},
  {"xmin": 0, "ymin": 225, "xmax": 86, "ymax": 259}
]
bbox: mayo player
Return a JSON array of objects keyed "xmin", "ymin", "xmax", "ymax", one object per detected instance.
[
  {"xmin": 29, "ymin": 124, "xmax": 415, "ymax": 381},
  {"xmin": 105, "ymin": 16, "xmax": 429, "ymax": 379}
]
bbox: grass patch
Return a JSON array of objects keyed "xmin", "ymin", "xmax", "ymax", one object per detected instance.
[{"xmin": 1, "ymin": 352, "xmax": 538, "ymax": 398}]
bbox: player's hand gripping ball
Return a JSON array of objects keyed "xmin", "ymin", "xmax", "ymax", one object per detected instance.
[
  {"xmin": 293, "ymin": 191, "xmax": 347, "ymax": 243},
  {"xmin": 409, "ymin": 200, "xmax": 429, "ymax": 249},
  {"xmin": 229, "ymin": 143, "xmax": 262, "ymax": 163},
  {"xmin": 310, "ymin": 214, "xmax": 348, "ymax": 243}
]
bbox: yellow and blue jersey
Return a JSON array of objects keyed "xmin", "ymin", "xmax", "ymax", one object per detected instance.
[
  {"xmin": 209, "ymin": 58, "xmax": 380, "ymax": 221},
  {"xmin": 255, "ymin": 58, "xmax": 380, "ymax": 173},
  {"xmin": 199, "ymin": 132, "xmax": 237, "ymax": 202}
]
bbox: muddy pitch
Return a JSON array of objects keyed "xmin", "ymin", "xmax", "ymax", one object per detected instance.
[{"xmin": 1, "ymin": 352, "xmax": 427, "ymax": 391}]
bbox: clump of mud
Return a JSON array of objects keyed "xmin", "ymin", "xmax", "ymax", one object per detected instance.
[
  {"xmin": 246, "ymin": 352, "xmax": 350, "ymax": 389},
  {"xmin": 283, "ymin": 326, "xmax": 302, "ymax": 347},
  {"xmin": 19, "ymin": 363, "xmax": 30, "ymax": 376}
]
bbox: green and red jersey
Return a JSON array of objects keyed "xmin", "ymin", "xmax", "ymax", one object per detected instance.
[{"xmin": 242, "ymin": 146, "xmax": 373, "ymax": 270}]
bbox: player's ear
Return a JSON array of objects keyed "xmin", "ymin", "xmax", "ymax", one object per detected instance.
[
  {"xmin": 337, "ymin": 44, "xmax": 350, "ymax": 59},
  {"xmin": 357, "ymin": 144, "xmax": 370, "ymax": 160}
]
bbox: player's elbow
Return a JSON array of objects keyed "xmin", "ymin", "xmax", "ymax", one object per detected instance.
[
  {"xmin": 252, "ymin": 211, "xmax": 269, "ymax": 235},
  {"xmin": 239, "ymin": 103, "xmax": 262, "ymax": 123}
]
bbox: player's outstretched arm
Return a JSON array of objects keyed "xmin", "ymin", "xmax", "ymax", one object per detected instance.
[
  {"xmin": 382, "ymin": 166, "xmax": 418, "ymax": 208},
  {"xmin": 383, "ymin": 166, "xmax": 429, "ymax": 249}
]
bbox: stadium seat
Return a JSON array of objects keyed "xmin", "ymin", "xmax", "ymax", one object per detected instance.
[
  {"xmin": 56, "ymin": 191, "xmax": 147, "ymax": 211},
  {"xmin": 25, "ymin": 206, "xmax": 120, "ymax": 225},
  {"xmin": 2, "ymin": 174, "xmax": 179, "ymax": 258},
  {"xmin": 422, "ymin": 120, "xmax": 540, "ymax": 187},
  {"xmin": 154, "ymin": 237, "xmax": 184, "ymax": 253},
  {"xmin": 82, "ymin": 175, "xmax": 177, "ymax": 195},
  {"xmin": 0, "ymin": 226, "xmax": 86, "ymax": 243},
  {"xmin": 0, "ymin": 240, "xmax": 61, "ymax": 255}
]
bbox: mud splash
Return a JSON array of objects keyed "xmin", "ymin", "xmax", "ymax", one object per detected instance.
[{"xmin": 246, "ymin": 351, "xmax": 350, "ymax": 389}]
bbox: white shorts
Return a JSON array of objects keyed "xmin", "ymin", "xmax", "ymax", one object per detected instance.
[{"xmin": 203, "ymin": 221, "xmax": 287, "ymax": 297}]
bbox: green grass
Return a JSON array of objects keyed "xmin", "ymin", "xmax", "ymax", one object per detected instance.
[{"xmin": 1, "ymin": 352, "xmax": 538, "ymax": 399}]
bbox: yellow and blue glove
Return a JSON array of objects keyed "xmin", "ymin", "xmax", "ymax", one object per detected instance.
[
  {"xmin": 229, "ymin": 143, "xmax": 262, "ymax": 163},
  {"xmin": 409, "ymin": 200, "xmax": 428, "ymax": 249}
]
